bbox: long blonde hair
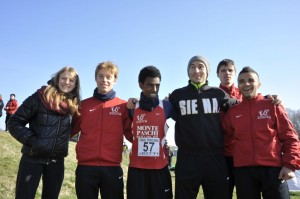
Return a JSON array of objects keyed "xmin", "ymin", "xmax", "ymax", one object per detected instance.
[{"xmin": 44, "ymin": 66, "xmax": 81, "ymax": 116}]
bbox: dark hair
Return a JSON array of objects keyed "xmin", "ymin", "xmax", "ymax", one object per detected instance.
[
  {"xmin": 216, "ymin": 59, "xmax": 235, "ymax": 74},
  {"xmin": 238, "ymin": 66, "xmax": 259, "ymax": 79},
  {"xmin": 10, "ymin": 94, "xmax": 15, "ymax": 97},
  {"xmin": 138, "ymin": 66, "xmax": 161, "ymax": 83}
]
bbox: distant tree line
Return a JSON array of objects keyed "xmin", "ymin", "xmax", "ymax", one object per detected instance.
[{"xmin": 287, "ymin": 108, "xmax": 300, "ymax": 137}]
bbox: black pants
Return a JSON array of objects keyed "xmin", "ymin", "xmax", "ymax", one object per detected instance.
[
  {"xmin": 235, "ymin": 166, "xmax": 290, "ymax": 199},
  {"xmin": 175, "ymin": 154, "xmax": 229, "ymax": 199},
  {"xmin": 225, "ymin": 156, "xmax": 235, "ymax": 199},
  {"xmin": 5, "ymin": 113, "xmax": 12, "ymax": 131},
  {"xmin": 127, "ymin": 166, "xmax": 173, "ymax": 199},
  {"xmin": 76, "ymin": 165, "xmax": 124, "ymax": 199},
  {"xmin": 15, "ymin": 155, "xmax": 64, "ymax": 199},
  {"xmin": 168, "ymin": 155, "xmax": 173, "ymax": 167}
]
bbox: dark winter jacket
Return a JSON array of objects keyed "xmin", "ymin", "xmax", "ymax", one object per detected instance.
[
  {"xmin": 0, "ymin": 99, "xmax": 3, "ymax": 117},
  {"xmin": 8, "ymin": 92, "xmax": 72, "ymax": 161}
]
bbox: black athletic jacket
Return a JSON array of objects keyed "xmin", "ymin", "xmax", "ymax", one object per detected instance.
[{"xmin": 169, "ymin": 81, "xmax": 237, "ymax": 156}]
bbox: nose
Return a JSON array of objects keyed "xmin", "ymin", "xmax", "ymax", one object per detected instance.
[
  {"xmin": 194, "ymin": 67, "xmax": 200, "ymax": 73},
  {"xmin": 242, "ymin": 81, "xmax": 250, "ymax": 86},
  {"xmin": 101, "ymin": 76, "xmax": 108, "ymax": 82},
  {"xmin": 149, "ymin": 84, "xmax": 159, "ymax": 92}
]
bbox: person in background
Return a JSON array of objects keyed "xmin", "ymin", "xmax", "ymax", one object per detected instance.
[
  {"xmin": 223, "ymin": 66, "xmax": 300, "ymax": 199},
  {"xmin": 0, "ymin": 94, "xmax": 4, "ymax": 118},
  {"xmin": 0, "ymin": 94, "xmax": 3, "ymax": 131},
  {"xmin": 167, "ymin": 145, "xmax": 174, "ymax": 169},
  {"xmin": 217, "ymin": 59, "xmax": 242, "ymax": 101},
  {"xmin": 123, "ymin": 142, "xmax": 129, "ymax": 155},
  {"xmin": 71, "ymin": 61, "xmax": 133, "ymax": 199},
  {"xmin": 8, "ymin": 66, "xmax": 81, "ymax": 199},
  {"xmin": 168, "ymin": 55, "xmax": 238, "ymax": 199},
  {"xmin": 126, "ymin": 66, "xmax": 175, "ymax": 199},
  {"xmin": 4, "ymin": 93, "xmax": 18, "ymax": 131},
  {"xmin": 217, "ymin": 59, "xmax": 282, "ymax": 199},
  {"xmin": 216, "ymin": 59, "xmax": 240, "ymax": 198}
]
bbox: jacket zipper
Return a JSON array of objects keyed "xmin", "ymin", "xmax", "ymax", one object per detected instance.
[
  {"xmin": 47, "ymin": 115, "xmax": 62, "ymax": 164},
  {"xmin": 98, "ymin": 103, "xmax": 103, "ymax": 164},
  {"xmin": 249, "ymin": 102, "xmax": 256, "ymax": 165}
]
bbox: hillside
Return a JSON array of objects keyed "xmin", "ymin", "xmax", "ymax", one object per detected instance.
[
  {"xmin": 0, "ymin": 132, "xmax": 78, "ymax": 199},
  {"xmin": 1, "ymin": 132, "xmax": 299, "ymax": 199}
]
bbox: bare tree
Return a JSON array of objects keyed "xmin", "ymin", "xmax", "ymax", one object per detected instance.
[{"xmin": 286, "ymin": 108, "xmax": 300, "ymax": 137}]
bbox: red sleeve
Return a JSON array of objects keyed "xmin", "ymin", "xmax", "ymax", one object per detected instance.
[
  {"xmin": 222, "ymin": 110, "xmax": 234, "ymax": 156},
  {"xmin": 12, "ymin": 100, "xmax": 18, "ymax": 111},
  {"xmin": 276, "ymin": 105, "xmax": 300, "ymax": 171},
  {"xmin": 71, "ymin": 114, "xmax": 81, "ymax": 138},
  {"xmin": 123, "ymin": 109, "xmax": 133, "ymax": 143}
]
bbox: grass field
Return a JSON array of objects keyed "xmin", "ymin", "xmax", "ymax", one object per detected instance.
[{"xmin": 1, "ymin": 132, "xmax": 300, "ymax": 199}]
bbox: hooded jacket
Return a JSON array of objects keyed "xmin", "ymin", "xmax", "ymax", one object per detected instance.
[{"xmin": 8, "ymin": 91, "xmax": 72, "ymax": 161}]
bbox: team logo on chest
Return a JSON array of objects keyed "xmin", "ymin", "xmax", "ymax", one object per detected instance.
[
  {"xmin": 257, "ymin": 109, "xmax": 271, "ymax": 119},
  {"xmin": 110, "ymin": 106, "xmax": 122, "ymax": 115},
  {"xmin": 136, "ymin": 113, "xmax": 147, "ymax": 123}
]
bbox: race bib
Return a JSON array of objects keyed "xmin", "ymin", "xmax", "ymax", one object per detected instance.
[{"xmin": 138, "ymin": 138, "xmax": 160, "ymax": 157}]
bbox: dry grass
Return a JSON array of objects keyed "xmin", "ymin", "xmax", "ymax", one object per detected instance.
[{"xmin": 0, "ymin": 131, "xmax": 78, "ymax": 199}]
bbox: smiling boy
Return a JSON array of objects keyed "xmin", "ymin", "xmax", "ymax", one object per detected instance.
[
  {"xmin": 72, "ymin": 61, "xmax": 133, "ymax": 199},
  {"xmin": 223, "ymin": 66, "xmax": 300, "ymax": 199}
]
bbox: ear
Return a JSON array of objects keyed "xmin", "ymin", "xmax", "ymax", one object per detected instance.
[
  {"xmin": 139, "ymin": 82, "xmax": 143, "ymax": 90},
  {"xmin": 258, "ymin": 82, "xmax": 261, "ymax": 88}
]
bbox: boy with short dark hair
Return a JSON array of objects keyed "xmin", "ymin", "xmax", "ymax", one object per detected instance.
[
  {"xmin": 223, "ymin": 66, "xmax": 300, "ymax": 199},
  {"xmin": 127, "ymin": 66, "xmax": 175, "ymax": 199}
]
